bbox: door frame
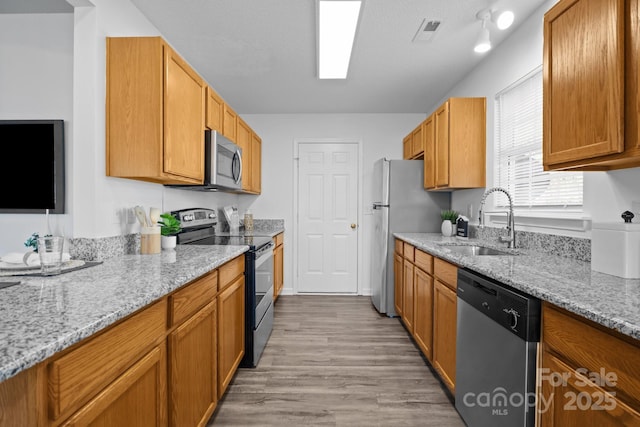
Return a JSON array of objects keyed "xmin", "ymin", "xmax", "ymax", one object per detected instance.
[{"xmin": 292, "ymin": 138, "xmax": 363, "ymax": 295}]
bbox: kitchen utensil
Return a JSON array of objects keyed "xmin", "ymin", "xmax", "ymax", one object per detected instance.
[
  {"xmin": 134, "ymin": 206, "xmax": 148, "ymax": 227},
  {"xmin": 149, "ymin": 207, "xmax": 160, "ymax": 226}
]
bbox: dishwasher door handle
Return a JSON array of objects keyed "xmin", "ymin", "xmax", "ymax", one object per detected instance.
[{"xmin": 473, "ymin": 281, "xmax": 497, "ymax": 296}]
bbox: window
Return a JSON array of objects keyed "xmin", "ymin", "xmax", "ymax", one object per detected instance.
[{"xmin": 494, "ymin": 67, "xmax": 582, "ymax": 211}]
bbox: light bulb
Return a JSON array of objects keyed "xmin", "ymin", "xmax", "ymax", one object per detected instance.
[
  {"xmin": 495, "ymin": 11, "xmax": 514, "ymax": 30},
  {"xmin": 474, "ymin": 26, "xmax": 491, "ymax": 53}
]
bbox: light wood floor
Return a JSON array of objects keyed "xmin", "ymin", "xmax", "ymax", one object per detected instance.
[{"xmin": 208, "ymin": 295, "xmax": 465, "ymax": 426}]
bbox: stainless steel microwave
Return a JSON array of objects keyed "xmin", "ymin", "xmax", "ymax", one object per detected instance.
[{"xmin": 167, "ymin": 130, "xmax": 242, "ymax": 191}]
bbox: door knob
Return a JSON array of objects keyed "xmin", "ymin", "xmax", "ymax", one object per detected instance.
[{"xmin": 351, "ymin": 223, "xmax": 357, "ymax": 229}]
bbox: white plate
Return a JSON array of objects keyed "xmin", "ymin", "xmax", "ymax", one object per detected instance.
[{"xmin": 0, "ymin": 260, "xmax": 78, "ymax": 271}]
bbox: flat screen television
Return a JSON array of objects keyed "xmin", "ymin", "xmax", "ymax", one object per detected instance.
[{"xmin": 0, "ymin": 120, "xmax": 65, "ymax": 214}]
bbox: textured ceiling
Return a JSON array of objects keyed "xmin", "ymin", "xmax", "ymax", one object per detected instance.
[{"xmin": 5, "ymin": 0, "xmax": 549, "ymax": 114}]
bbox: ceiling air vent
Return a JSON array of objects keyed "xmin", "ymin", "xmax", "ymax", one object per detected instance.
[{"xmin": 413, "ymin": 19, "xmax": 441, "ymax": 42}]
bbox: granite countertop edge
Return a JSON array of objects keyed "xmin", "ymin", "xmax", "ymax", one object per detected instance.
[
  {"xmin": 0, "ymin": 245, "xmax": 249, "ymax": 383},
  {"xmin": 394, "ymin": 232, "xmax": 640, "ymax": 341}
]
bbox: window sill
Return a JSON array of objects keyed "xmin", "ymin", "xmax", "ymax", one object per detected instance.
[{"xmin": 485, "ymin": 210, "xmax": 591, "ymax": 233}]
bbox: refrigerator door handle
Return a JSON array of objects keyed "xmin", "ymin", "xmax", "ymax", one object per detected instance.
[{"xmin": 372, "ymin": 203, "xmax": 389, "ymax": 210}]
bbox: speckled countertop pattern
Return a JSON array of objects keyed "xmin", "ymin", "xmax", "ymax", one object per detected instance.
[
  {"xmin": 0, "ymin": 244, "xmax": 248, "ymax": 383},
  {"xmin": 394, "ymin": 233, "xmax": 640, "ymax": 341}
]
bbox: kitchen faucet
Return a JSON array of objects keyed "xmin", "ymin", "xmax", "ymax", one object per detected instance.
[{"xmin": 478, "ymin": 187, "xmax": 516, "ymax": 249}]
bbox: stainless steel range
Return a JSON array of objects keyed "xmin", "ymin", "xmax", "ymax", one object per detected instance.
[{"xmin": 172, "ymin": 208, "xmax": 274, "ymax": 368}]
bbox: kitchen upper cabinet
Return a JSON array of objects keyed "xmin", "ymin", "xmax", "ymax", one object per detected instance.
[
  {"xmin": 106, "ymin": 37, "xmax": 205, "ymax": 185},
  {"xmin": 423, "ymin": 114, "xmax": 436, "ymax": 189},
  {"xmin": 540, "ymin": 303, "xmax": 640, "ymax": 426},
  {"xmin": 206, "ymin": 86, "xmax": 224, "ymax": 133},
  {"xmin": 250, "ymin": 131, "xmax": 262, "ymax": 194},
  {"xmin": 543, "ymin": 0, "xmax": 640, "ymax": 171},
  {"xmin": 237, "ymin": 117, "xmax": 252, "ymax": 192},
  {"xmin": 403, "ymin": 122, "xmax": 425, "ymax": 160},
  {"xmin": 430, "ymin": 97, "xmax": 486, "ymax": 190},
  {"xmin": 223, "ymin": 103, "xmax": 237, "ymax": 142}
]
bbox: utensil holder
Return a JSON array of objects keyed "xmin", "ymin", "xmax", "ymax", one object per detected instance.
[{"xmin": 141, "ymin": 227, "xmax": 161, "ymax": 254}]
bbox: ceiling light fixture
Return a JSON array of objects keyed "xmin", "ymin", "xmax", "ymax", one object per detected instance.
[
  {"xmin": 473, "ymin": 8, "xmax": 514, "ymax": 54},
  {"xmin": 317, "ymin": 0, "xmax": 362, "ymax": 79},
  {"xmin": 474, "ymin": 12, "xmax": 492, "ymax": 53}
]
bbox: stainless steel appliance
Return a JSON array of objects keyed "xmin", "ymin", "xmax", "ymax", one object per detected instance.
[
  {"xmin": 455, "ymin": 268, "xmax": 541, "ymax": 427},
  {"xmin": 167, "ymin": 130, "xmax": 242, "ymax": 191},
  {"xmin": 370, "ymin": 158, "xmax": 450, "ymax": 317},
  {"xmin": 173, "ymin": 208, "xmax": 274, "ymax": 368}
]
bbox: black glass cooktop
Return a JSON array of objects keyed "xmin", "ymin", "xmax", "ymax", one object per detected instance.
[{"xmin": 190, "ymin": 235, "xmax": 272, "ymax": 249}]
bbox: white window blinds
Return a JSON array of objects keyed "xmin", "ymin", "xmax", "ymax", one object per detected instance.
[{"xmin": 495, "ymin": 67, "xmax": 583, "ymax": 209}]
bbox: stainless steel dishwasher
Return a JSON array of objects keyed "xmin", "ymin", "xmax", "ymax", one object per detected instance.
[{"xmin": 455, "ymin": 269, "xmax": 541, "ymax": 427}]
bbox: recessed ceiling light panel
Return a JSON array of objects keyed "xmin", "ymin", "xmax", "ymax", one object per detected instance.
[{"xmin": 317, "ymin": 0, "xmax": 362, "ymax": 79}]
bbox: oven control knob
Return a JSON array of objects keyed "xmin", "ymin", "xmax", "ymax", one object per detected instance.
[
  {"xmin": 208, "ymin": 213, "xmax": 216, "ymax": 219},
  {"xmin": 503, "ymin": 308, "xmax": 520, "ymax": 330}
]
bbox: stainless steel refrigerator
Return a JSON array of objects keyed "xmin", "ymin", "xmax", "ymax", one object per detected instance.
[{"xmin": 370, "ymin": 158, "xmax": 450, "ymax": 317}]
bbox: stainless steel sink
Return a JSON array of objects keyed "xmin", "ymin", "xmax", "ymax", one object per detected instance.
[{"xmin": 443, "ymin": 245, "xmax": 513, "ymax": 256}]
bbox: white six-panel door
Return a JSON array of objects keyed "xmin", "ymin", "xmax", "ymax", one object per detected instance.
[{"xmin": 297, "ymin": 143, "xmax": 358, "ymax": 293}]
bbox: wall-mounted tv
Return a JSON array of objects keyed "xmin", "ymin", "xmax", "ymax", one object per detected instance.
[{"xmin": 0, "ymin": 120, "xmax": 65, "ymax": 214}]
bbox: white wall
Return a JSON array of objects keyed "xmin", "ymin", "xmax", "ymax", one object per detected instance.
[
  {"xmin": 241, "ymin": 113, "xmax": 425, "ymax": 295},
  {"xmin": 432, "ymin": 0, "xmax": 640, "ymax": 236},
  {"xmin": 0, "ymin": 13, "xmax": 74, "ymax": 252}
]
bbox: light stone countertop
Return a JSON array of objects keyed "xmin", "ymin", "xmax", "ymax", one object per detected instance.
[
  {"xmin": 394, "ymin": 233, "xmax": 640, "ymax": 342},
  {"xmin": 0, "ymin": 244, "xmax": 248, "ymax": 383}
]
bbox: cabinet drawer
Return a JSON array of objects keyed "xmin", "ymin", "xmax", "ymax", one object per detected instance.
[
  {"xmin": 48, "ymin": 299, "xmax": 167, "ymax": 420},
  {"xmin": 274, "ymin": 232, "xmax": 284, "ymax": 247},
  {"xmin": 543, "ymin": 304, "xmax": 640, "ymax": 408},
  {"xmin": 219, "ymin": 255, "xmax": 245, "ymax": 291},
  {"xmin": 403, "ymin": 243, "xmax": 415, "ymax": 262},
  {"xmin": 395, "ymin": 239, "xmax": 403, "ymax": 254},
  {"xmin": 414, "ymin": 249, "xmax": 433, "ymax": 274},
  {"xmin": 434, "ymin": 258, "xmax": 457, "ymax": 289},
  {"xmin": 170, "ymin": 270, "xmax": 217, "ymax": 326}
]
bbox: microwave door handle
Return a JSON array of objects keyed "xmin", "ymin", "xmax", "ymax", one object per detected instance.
[{"xmin": 233, "ymin": 149, "xmax": 242, "ymax": 184}]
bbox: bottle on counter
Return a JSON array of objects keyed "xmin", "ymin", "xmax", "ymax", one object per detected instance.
[{"xmin": 244, "ymin": 209, "xmax": 254, "ymax": 234}]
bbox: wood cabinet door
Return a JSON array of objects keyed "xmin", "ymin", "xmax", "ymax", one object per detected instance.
[
  {"xmin": 433, "ymin": 279, "xmax": 456, "ymax": 394},
  {"xmin": 205, "ymin": 86, "xmax": 224, "ymax": 132},
  {"xmin": 222, "ymin": 104, "xmax": 237, "ymax": 142},
  {"xmin": 163, "ymin": 44, "xmax": 205, "ymax": 182},
  {"xmin": 273, "ymin": 242, "xmax": 284, "ymax": 300},
  {"xmin": 412, "ymin": 123, "xmax": 424, "ymax": 158},
  {"xmin": 434, "ymin": 102, "xmax": 450, "ymax": 188},
  {"xmin": 169, "ymin": 301, "xmax": 217, "ymax": 427},
  {"xmin": 251, "ymin": 132, "xmax": 262, "ymax": 194},
  {"xmin": 402, "ymin": 259, "xmax": 415, "ymax": 334},
  {"xmin": 540, "ymin": 351, "xmax": 640, "ymax": 426},
  {"xmin": 236, "ymin": 118, "xmax": 252, "ymax": 191},
  {"xmin": 423, "ymin": 114, "xmax": 436, "ymax": 189},
  {"xmin": 413, "ymin": 268, "xmax": 433, "ymax": 362},
  {"xmin": 62, "ymin": 344, "xmax": 167, "ymax": 427},
  {"xmin": 394, "ymin": 253, "xmax": 403, "ymax": 317},
  {"xmin": 403, "ymin": 134, "xmax": 412, "ymax": 160},
  {"xmin": 543, "ymin": 0, "xmax": 625, "ymax": 167},
  {"xmin": 217, "ymin": 276, "xmax": 245, "ymax": 396}
]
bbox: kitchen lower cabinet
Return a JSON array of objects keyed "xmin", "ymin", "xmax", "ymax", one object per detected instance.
[
  {"xmin": 402, "ymin": 258, "xmax": 415, "ymax": 334},
  {"xmin": 62, "ymin": 344, "xmax": 167, "ymax": 427},
  {"xmin": 168, "ymin": 301, "xmax": 217, "ymax": 427},
  {"xmin": 413, "ymin": 267, "xmax": 434, "ymax": 362},
  {"xmin": 217, "ymin": 275, "xmax": 245, "ymax": 397},
  {"xmin": 106, "ymin": 36, "xmax": 206, "ymax": 185},
  {"xmin": 394, "ymin": 252, "xmax": 404, "ymax": 317},
  {"xmin": 433, "ymin": 279, "xmax": 457, "ymax": 394},
  {"xmin": 273, "ymin": 232, "xmax": 284, "ymax": 300},
  {"xmin": 540, "ymin": 303, "xmax": 640, "ymax": 426}
]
